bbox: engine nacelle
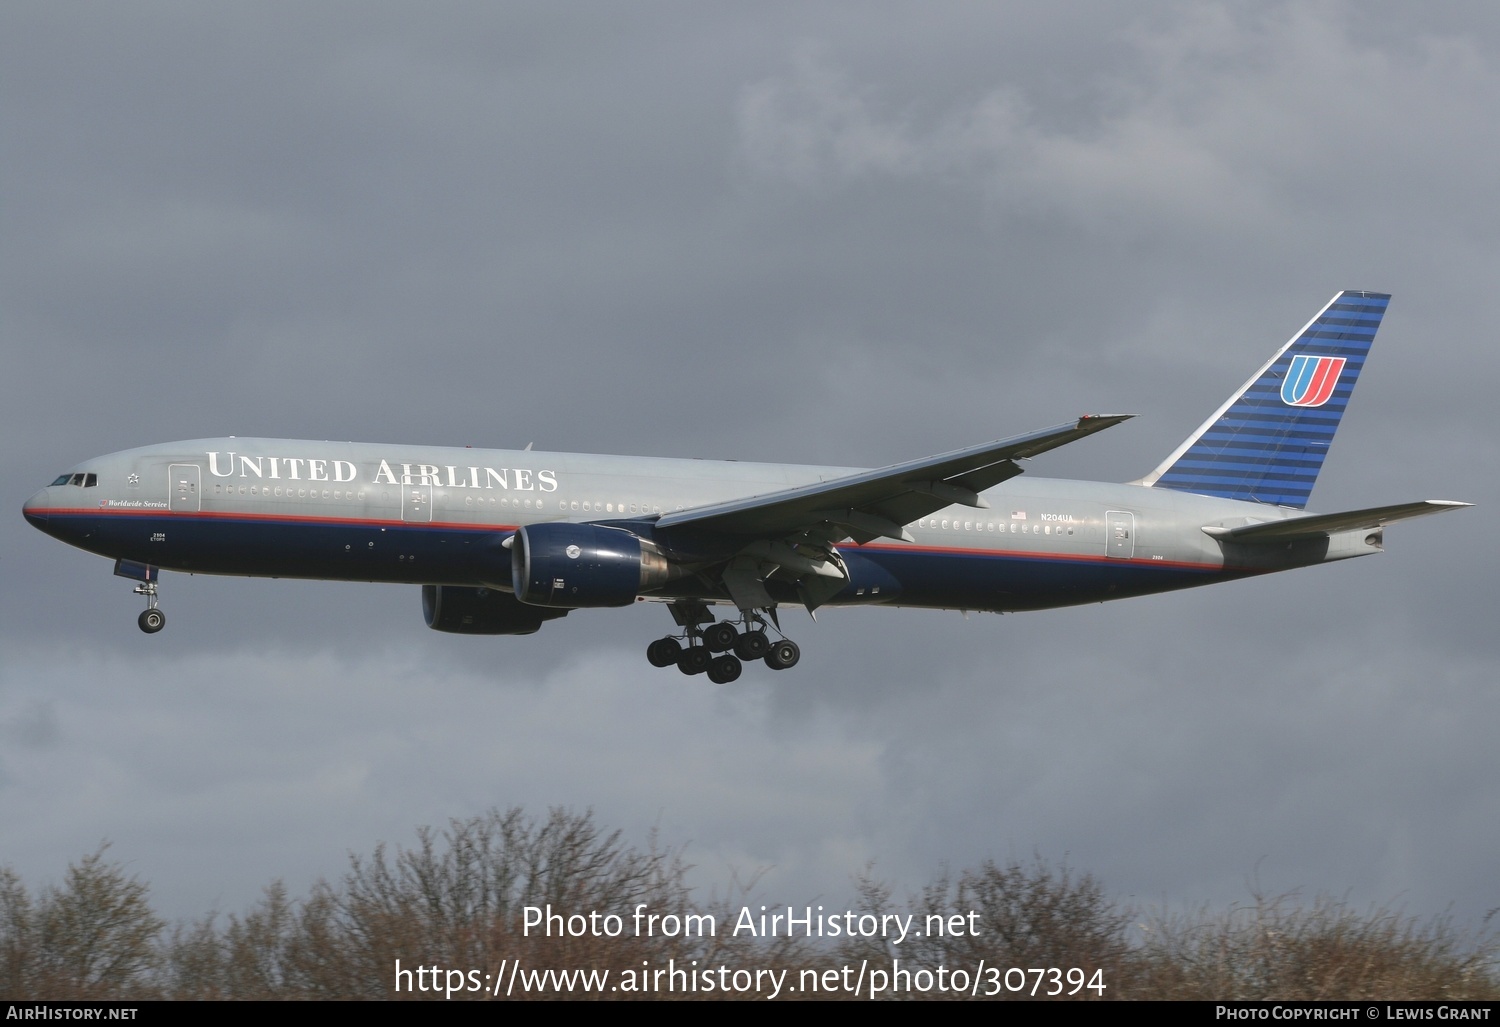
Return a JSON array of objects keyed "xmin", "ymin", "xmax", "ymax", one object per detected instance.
[
  {"xmin": 422, "ymin": 584, "xmax": 568, "ymax": 635},
  {"xmin": 512, "ymin": 522, "xmax": 669, "ymax": 608}
]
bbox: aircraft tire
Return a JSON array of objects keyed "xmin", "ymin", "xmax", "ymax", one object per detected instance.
[
  {"xmin": 734, "ymin": 630, "xmax": 770, "ymax": 661},
  {"xmin": 138, "ymin": 609, "xmax": 165, "ymax": 634},
  {"xmin": 647, "ymin": 637, "xmax": 682, "ymax": 667},
  {"xmin": 764, "ymin": 639, "xmax": 800, "ymax": 671},
  {"xmin": 707, "ymin": 655, "xmax": 742, "ymax": 684},
  {"xmin": 703, "ymin": 621, "xmax": 739, "ymax": 653},
  {"xmin": 676, "ymin": 647, "xmax": 711, "ymax": 676}
]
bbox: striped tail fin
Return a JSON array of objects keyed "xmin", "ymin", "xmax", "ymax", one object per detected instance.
[{"xmin": 1136, "ymin": 291, "xmax": 1389, "ymax": 509}]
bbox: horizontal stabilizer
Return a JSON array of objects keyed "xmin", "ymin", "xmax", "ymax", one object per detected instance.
[{"xmin": 1202, "ymin": 500, "xmax": 1471, "ymax": 544}]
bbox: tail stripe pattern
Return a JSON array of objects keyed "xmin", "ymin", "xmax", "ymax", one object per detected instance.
[{"xmin": 1144, "ymin": 291, "xmax": 1388, "ymax": 509}]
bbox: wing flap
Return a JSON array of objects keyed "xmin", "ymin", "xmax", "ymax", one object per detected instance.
[{"xmin": 1202, "ymin": 500, "xmax": 1471, "ymax": 544}]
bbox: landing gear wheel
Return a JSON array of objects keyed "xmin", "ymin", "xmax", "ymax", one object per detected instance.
[
  {"xmin": 702, "ymin": 621, "xmax": 739, "ymax": 653},
  {"xmin": 676, "ymin": 647, "xmax": 711, "ymax": 676},
  {"xmin": 138, "ymin": 608, "xmax": 165, "ymax": 634},
  {"xmin": 734, "ymin": 630, "xmax": 770, "ymax": 661},
  {"xmin": 764, "ymin": 639, "xmax": 800, "ymax": 671},
  {"xmin": 647, "ymin": 637, "xmax": 682, "ymax": 668},
  {"xmin": 707, "ymin": 654, "xmax": 743, "ymax": 684}
]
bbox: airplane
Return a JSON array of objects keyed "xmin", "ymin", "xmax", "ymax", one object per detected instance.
[{"xmin": 23, "ymin": 291, "xmax": 1469, "ymax": 683}]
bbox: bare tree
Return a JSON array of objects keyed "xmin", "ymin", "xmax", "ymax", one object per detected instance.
[
  {"xmin": 1135, "ymin": 890, "xmax": 1499, "ymax": 1000},
  {"xmin": 0, "ymin": 847, "xmax": 163, "ymax": 999},
  {"xmin": 0, "ymin": 867, "xmax": 35, "ymax": 996},
  {"xmin": 842, "ymin": 856, "xmax": 1133, "ymax": 999}
]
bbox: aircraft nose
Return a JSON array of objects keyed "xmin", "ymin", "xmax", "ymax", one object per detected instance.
[{"xmin": 23, "ymin": 489, "xmax": 49, "ymax": 529}]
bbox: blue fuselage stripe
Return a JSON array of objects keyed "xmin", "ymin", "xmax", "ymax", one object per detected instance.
[{"xmin": 43, "ymin": 509, "xmax": 1256, "ymax": 613}]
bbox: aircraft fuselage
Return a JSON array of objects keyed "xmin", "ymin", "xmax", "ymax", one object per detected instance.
[{"xmin": 24, "ymin": 436, "xmax": 1367, "ymax": 615}]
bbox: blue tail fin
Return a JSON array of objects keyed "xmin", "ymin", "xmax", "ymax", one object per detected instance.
[{"xmin": 1137, "ymin": 291, "xmax": 1389, "ymax": 509}]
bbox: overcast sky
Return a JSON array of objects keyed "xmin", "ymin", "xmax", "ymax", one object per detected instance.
[{"xmin": 3, "ymin": 1, "xmax": 1496, "ymax": 931}]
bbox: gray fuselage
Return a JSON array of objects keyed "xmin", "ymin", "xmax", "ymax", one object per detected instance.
[{"xmin": 25, "ymin": 437, "xmax": 1375, "ymax": 615}]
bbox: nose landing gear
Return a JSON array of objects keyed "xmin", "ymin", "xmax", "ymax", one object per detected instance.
[
  {"xmin": 134, "ymin": 579, "xmax": 164, "ymax": 633},
  {"xmin": 115, "ymin": 561, "xmax": 165, "ymax": 634}
]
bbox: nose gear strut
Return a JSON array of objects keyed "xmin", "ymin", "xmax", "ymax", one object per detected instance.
[{"xmin": 115, "ymin": 560, "xmax": 165, "ymax": 634}]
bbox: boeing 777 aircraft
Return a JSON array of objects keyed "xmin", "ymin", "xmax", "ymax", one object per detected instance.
[{"xmin": 24, "ymin": 292, "xmax": 1468, "ymax": 682}]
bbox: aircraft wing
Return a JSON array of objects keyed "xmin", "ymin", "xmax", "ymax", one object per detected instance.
[
  {"xmin": 655, "ymin": 415, "xmax": 1131, "ymax": 546},
  {"xmin": 1202, "ymin": 500, "xmax": 1472, "ymax": 544}
]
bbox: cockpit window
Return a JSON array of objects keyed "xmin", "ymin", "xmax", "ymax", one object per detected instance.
[
  {"xmin": 49, "ymin": 473, "xmax": 98, "ymax": 487},
  {"xmin": 83, "ymin": 473, "xmax": 97, "ymax": 487},
  {"xmin": 51, "ymin": 474, "xmax": 72, "ymax": 486}
]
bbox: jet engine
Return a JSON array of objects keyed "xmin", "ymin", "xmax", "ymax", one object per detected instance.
[
  {"xmin": 422, "ymin": 584, "xmax": 568, "ymax": 634},
  {"xmin": 511, "ymin": 523, "xmax": 670, "ymax": 608}
]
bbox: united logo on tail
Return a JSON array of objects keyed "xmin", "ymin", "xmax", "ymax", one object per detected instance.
[{"xmin": 1281, "ymin": 354, "xmax": 1347, "ymax": 408}]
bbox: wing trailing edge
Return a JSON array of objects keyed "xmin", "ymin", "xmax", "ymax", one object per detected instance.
[{"xmin": 655, "ymin": 414, "xmax": 1132, "ymax": 544}]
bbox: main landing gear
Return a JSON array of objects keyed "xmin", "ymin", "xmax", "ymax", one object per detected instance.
[{"xmin": 646, "ymin": 602, "xmax": 801, "ymax": 682}]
